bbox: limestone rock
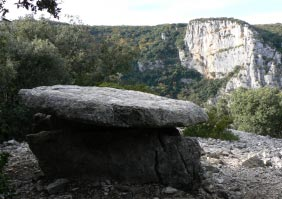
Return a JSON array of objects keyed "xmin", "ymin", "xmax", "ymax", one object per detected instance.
[
  {"xmin": 162, "ymin": 186, "xmax": 179, "ymax": 194},
  {"xmin": 242, "ymin": 155, "xmax": 265, "ymax": 168},
  {"xmin": 46, "ymin": 178, "xmax": 69, "ymax": 194},
  {"xmin": 3, "ymin": 128, "xmax": 282, "ymax": 198},
  {"xmin": 180, "ymin": 18, "xmax": 282, "ymax": 92},
  {"xmin": 198, "ymin": 129, "xmax": 282, "ymax": 198},
  {"xmin": 27, "ymin": 125, "xmax": 202, "ymax": 191},
  {"xmin": 19, "ymin": 86, "xmax": 206, "ymax": 192},
  {"xmin": 19, "ymin": 85, "xmax": 208, "ymax": 128}
]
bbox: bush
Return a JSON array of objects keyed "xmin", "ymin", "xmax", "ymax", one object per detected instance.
[
  {"xmin": 0, "ymin": 152, "xmax": 12, "ymax": 197},
  {"xmin": 178, "ymin": 78, "xmax": 227, "ymax": 105},
  {"xmin": 0, "ymin": 103, "xmax": 33, "ymax": 142},
  {"xmin": 184, "ymin": 107, "xmax": 238, "ymax": 141},
  {"xmin": 230, "ymin": 87, "xmax": 282, "ymax": 137}
]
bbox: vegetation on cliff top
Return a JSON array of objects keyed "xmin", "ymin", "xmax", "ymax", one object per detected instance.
[
  {"xmin": 189, "ymin": 17, "xmax": 250, "ymax": 26},
  {"xmin": 254, "ymin": 23, "xmax": 282, "ymax": 52}
]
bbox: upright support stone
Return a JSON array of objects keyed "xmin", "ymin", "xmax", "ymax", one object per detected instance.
[{"xmin": 19, "ymin": 85, "xmax": 208, "ymax": 192}]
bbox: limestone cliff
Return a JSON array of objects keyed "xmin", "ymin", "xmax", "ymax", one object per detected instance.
[{"xmin": 179, "ymin": 18, "xmax": 282, "ymax": 92}]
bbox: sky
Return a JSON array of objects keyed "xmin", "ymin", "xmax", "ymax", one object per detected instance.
[{"xmin": 3, "ymin": 0, "xmax": 282, "ymax": 25}]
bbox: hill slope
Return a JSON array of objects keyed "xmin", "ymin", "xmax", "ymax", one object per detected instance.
[
  {"xmin": 180, "ymin": 18, "xmax": 282, "ymax": 92},
  {"xmin": 90, "ymin": 18, "xmax": 282, "ymax": 95}
]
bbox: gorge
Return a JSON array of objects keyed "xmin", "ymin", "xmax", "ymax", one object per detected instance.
[
  {"xmin": 89, "ymin": 17, "xmax": 282, "ymax": 102},
  {"xmin": 179, "ymin": 18, "xmax": 282, "ymax": 92}
]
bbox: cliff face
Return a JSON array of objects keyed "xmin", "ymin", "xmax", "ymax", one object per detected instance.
[{"xmin": 179, "ymin": 18, "xmax": 282, "ymax": 91}]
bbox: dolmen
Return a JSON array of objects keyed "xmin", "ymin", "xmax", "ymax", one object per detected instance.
[{"xmin": 19, "ymin": 85, "xmax": 208, "ymax": 191}]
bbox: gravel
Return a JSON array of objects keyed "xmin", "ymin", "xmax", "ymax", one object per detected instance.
[
  {"xmin": 198, "ymin": 129, "xmax": 282, "ymax": 199},
  {"xmin": 1, "ymin": 129, "xmax": 282, "ymax": 198}
]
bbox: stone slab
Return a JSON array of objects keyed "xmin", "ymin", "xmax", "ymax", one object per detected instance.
[{"xmin": 19, "ymin": 85, "xmax": 207, "ymax": 127}]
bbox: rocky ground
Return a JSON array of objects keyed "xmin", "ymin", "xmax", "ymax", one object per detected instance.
[
  {"xmin": 199, "ymin": 130, "xmax": 282, "ymax": 199},
  {"xmin": 1, "ymin": 129, "xmax": 282, "ymax": 199}
]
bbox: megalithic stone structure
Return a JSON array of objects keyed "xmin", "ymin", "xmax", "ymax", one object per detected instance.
[{"xmin": 19, "ymin": 85, "xmax": 208, "ymax": 192}]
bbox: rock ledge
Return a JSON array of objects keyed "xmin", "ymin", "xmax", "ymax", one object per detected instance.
[{"xmin": 19, "ymin": 85, "xmax": 208, "ymax": 127}]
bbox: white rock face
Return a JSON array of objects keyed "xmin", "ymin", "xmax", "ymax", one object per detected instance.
[{"xmin": 180, "ymin": 18, "xmax": 282, "ymax": 92}]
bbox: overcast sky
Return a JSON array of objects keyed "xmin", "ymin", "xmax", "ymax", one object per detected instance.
[{"xmin": 4, "ymin": 0, "xmax": 282, "ymax": 25}]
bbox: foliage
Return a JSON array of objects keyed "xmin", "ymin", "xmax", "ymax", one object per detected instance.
[
  {"xmin": 178, "ymin": 78, "xmax": 227, "ymax": 105},
  {"xmin": 0, "ymin": 0, "xmax": 61, "ymax": 18},
  {"xmin": 0, "ymin": 152, "xmax": 8, "ymax": 171},
  {"xmin": 178, "ymin": 66, "xmax": 242, "ymax": 105},
  {"xmin": 0, "ymin": 17, "xmax": 138, "ymax": 141},
  {"xmin": 216, "ymin": 97, "xmax": 231, "ymax": 118},
  {"xmin": 0, "ymin": 23, "xmax": 17, "ymax": 104},
  {"xmin": 254, "ymin": 23, "xmax": 282, "ymax": 52},
  {"xmin": 90, "ymin": 23, "xmax": 187, "ymax": 66},
  {"xmin": 0, "ymin": 103, "xmax": 33, "ymax": 142},
  {"xmin": 230, "ymin": 87, "xmax": 282, "ymax": 137},
  {"xmin": 123, "ymin": 65, "xmax": 202, "ymax": 98},
  {"xmin": 94, "ymin": 41, "xmax": 139, "ymax": 85},
  {"xmin": 12, "ymin": 38, "xmax": 68, "ymax": 88},
  {"xmin": 184, "ymin": 107, "xmax": 238, "ymax": 141},
  {"xmin": 0, "ymin": 152, "xmax": 12, "ymax": 197},
  {"xmin": 190, "ymin": 17, "xmax": 250, "ymax": 26}
]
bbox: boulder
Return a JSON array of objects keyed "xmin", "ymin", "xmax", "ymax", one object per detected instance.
[
  {"xmin": 27, "ymin": 123, "xmax": 202, "ymax": 191},
  {"xmin": 242, "ymin": 156, "xmax": 265, "ymax": 168},
  {"xmin": 46, "ymin": 178, "xmax": 69, "ymax": 194},
  {"xmin": 19, "ymin": 85, "xmax": 208, "ymax": 128}
]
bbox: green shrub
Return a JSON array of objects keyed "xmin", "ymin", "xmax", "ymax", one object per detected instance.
[
  {"xmin": 0, "ymin": 103, "xmax": 33, "ymax": 142},
  {"xmin": 178, "ymin": 78, "xmax": 227, "ymax": 105},
  {"xmin": 123, "ymin": 65, "xmax": 202, "ymax": 99},
  {"xmin": 254, "ymin": 23, "xmax": 282, "ymax": 52},
  {"xmin": 0, "ymin": 152, "xmax": 12, "ymax": 197},
  {"xmin": 230, "ymin": 87, "xmax": 282, "ymax": 137},
  {"xmin": 184, "ymin": 107, "xmax": 238, "ymax": 141}
]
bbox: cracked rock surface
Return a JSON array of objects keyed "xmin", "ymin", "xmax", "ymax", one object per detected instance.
[
  {"xmin": 18, "ymin": 85, "xmax": 207, "ymax": 128},
  {"xmin": 18, "ymin": 86, "xmax": 207, "ymax": 193},
  {"xmin": 1, "ymin": 138, "xmax": 202, "ymax": 199},
  {"xmin": 27, "ymin": 125, "xmax": 202, "ymax": 191}
]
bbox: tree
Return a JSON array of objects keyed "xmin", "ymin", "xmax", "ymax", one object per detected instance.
[
  {"xmin": 183, "ymin": 106, "xmax": 237, "ymax": 141},
  {"xmin": 12, "ymin": 38, "xmax": 68, "ymax": 88},
  {"xmin": 230, "ymin": 87, "xmax": 282, "ymax": 137},
  {"xmin": 0, "ymin": 58, "xmax": 17, "ymax": 103},
  {"xmin": 95, "ymin": 41, "xmax": 138, "ymax": 84},
  {"xmin": 0, "ymin": 0, "xmax": 61, "ymax": 18},
  {"xmin": 0, "ymin": 22, "xmax": 18, "ymax": 103},
  {"xmin": 0, "ymin": 17, "xmax": 143, "ymax": 142}
]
